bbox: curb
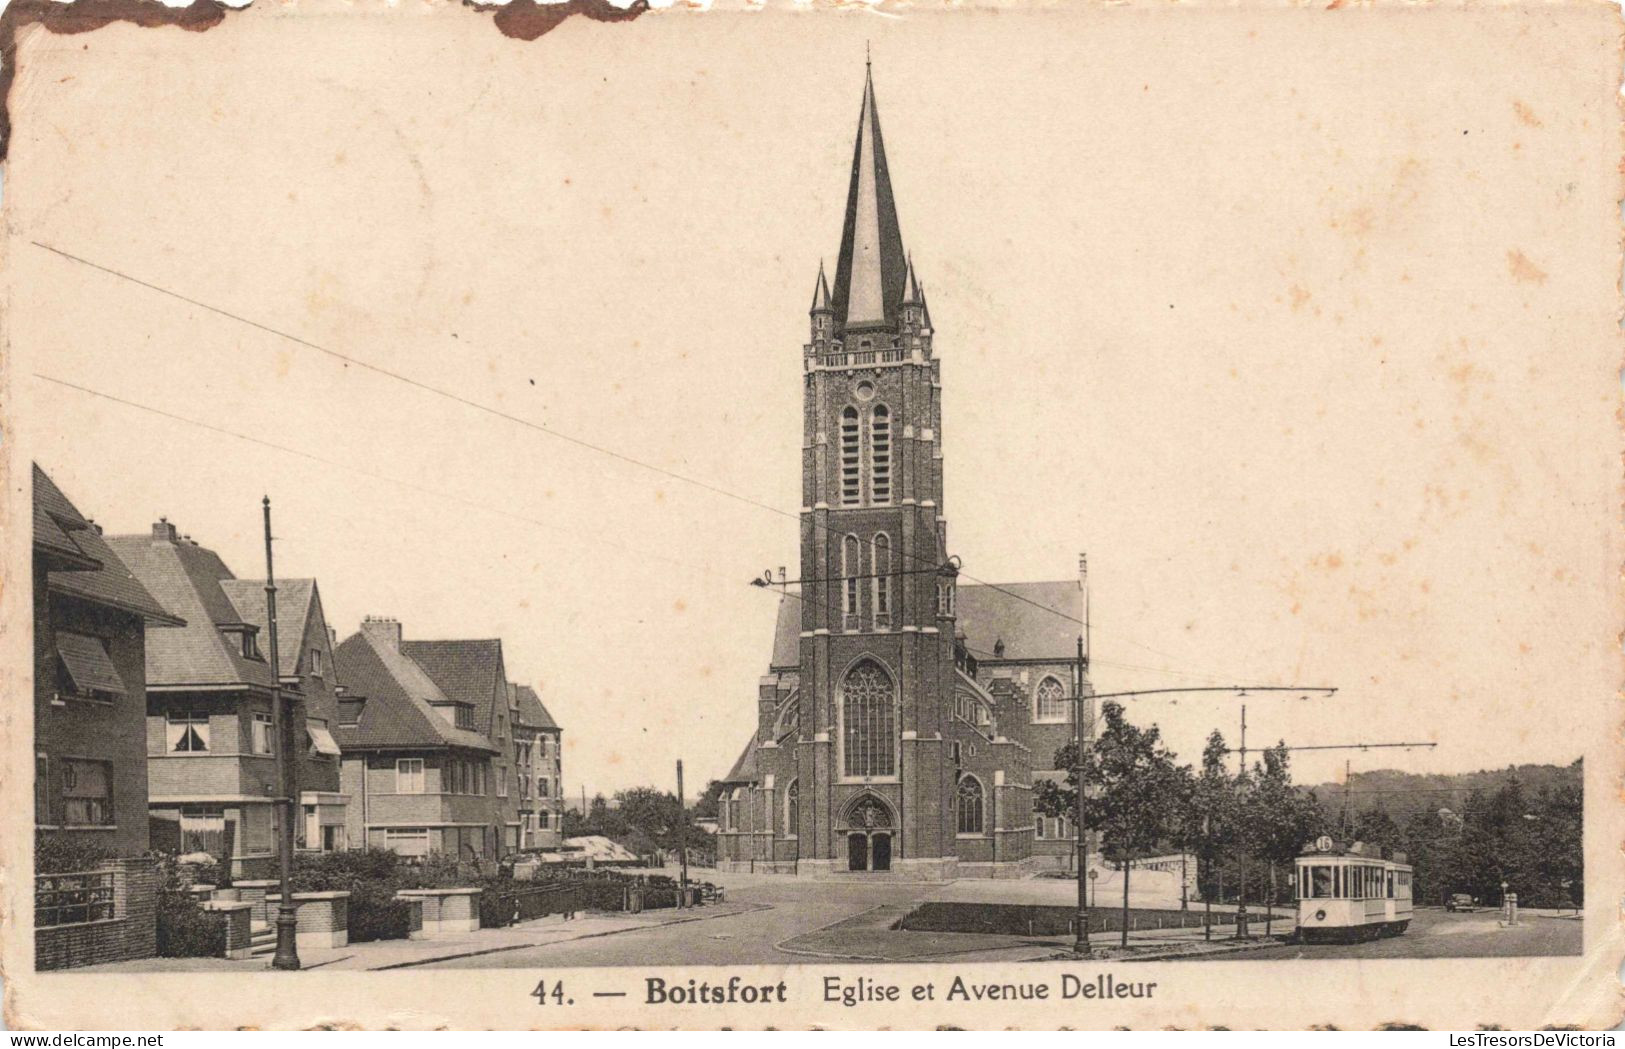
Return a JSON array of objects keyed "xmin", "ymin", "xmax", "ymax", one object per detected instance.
[{"xmin": 369, "ymin": 902, "xmax": 774, "ymax": 970}]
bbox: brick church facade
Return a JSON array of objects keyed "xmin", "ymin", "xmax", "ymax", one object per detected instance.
[{"xmin": 716, "ymin": 67, "xmax": 1095, "ymax": 879}]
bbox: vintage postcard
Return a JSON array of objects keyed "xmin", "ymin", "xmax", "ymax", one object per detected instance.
[{"xmin": 1, "ymin": 0, "xmax": 1621, "ymax": 1031}]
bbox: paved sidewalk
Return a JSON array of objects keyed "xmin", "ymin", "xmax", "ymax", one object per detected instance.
[{"xmin": 77, "ymin": 901, "xmax": 764, "ymax": 973}]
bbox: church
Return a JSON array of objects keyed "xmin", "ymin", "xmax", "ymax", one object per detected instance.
[{"xmin": 715, "ymin": 66, "xmax": 1096, "ymax": 879}]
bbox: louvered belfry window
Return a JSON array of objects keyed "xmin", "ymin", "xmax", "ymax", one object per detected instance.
[
  {"xmin": 870, "ymin": 405, "xmax": 891, "ymax": 504},
  {"xmin": 842, "ymin": 660, "xmax": 895, "ymax": 778},
  {"xmin": 840, "ymin": 407, "xmax": 861, "ymax": 505}
]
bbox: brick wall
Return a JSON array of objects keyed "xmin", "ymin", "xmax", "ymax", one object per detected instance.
[
  {"xmin": 35, "ymin": 568, "xmax": 153, "ymax": 858},
  {"xmin": 35, "ymin": 857, "xmax": 157, "ymax": 971}
]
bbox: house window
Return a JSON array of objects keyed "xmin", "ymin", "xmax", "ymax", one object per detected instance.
[
  {"xmin": 34, "ymin": 752, "xmax": 51, "ymax": 827},
  {"xmin": 950, "ymin": 741, "xmax": 962, "ymax": 767},
  {"xmin": 309, "ymin": 648, "xmax": 323, "ymax": 677},
  {"xmin": 872, "ymin": 533, "xmax": 892, "ymax": 629},
  {"xmin": 497, "ymin": 764, "xmax": 508, "ymax": 797},
  {"xmin": 841, "ymin": 660, "xmax": 895, "ymax": 778},
  {"xmin": 1035, "ymin": 676, "xmax": 1069, "ymax": 722},
  {"xmin": 842, "ymin": 534, "xmax": 861, "ymax": 631},
  {"xmin": 396, "ymin": 758, "xmax": 425, "ymax": 794},
  {"xmin": 870, "ymin": 405, "xmax": 891, "ymax": 504},
  {"xmin": 61, "ymin": 759, "xmax": 112, "ymax": 827},
  {"xmin": 840, "ymin": 406, "xmax": 861, "ymax": 505},
  {"xmin": 167, "ymin": 711, "xmax": 210, "ymax": 752},
  {"xmin": 538, "ymin": 777, "xmax": 550, "ymax": 798},
  {"xmin": 454, "ymin": 706, "xmax": 474, "ymax": 730},
  {"xmin": 956, "ymin": 775, "xmax": 985, "ymax": 835},
  {"xmin": 386, "ymin": 828, "xmax": 430, "ymax": 858},
  {"xmin": 936, "ymin": 581, "xmax": 956, "ymax": 617},
  {"xmin": 252, "ymin": 712, "xmax": 274, "ymax": 755},
  {"xmin": 785, "ymin": 779, "xmax": 799, "ymax": 837}
]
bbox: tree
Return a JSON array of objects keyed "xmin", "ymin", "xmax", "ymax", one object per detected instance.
[
  {"xmin": 1238, "ymin": 742, "xmax": 1325, "ymax": 935},
  {"xmin": 693, "ymin": 779, "xmax": 726, "ymax": 821},
  {"xmin": 1185, "ymin": 731, "xmax": 1239, "ymax": 935},
  {"xmin": 1036, "ymin": 700, "xmax": 1192, "ymax": 947}
]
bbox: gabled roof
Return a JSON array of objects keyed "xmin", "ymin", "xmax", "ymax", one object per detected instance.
[
  {"xmin": 830, "ymin": 63, "xmax": 908, "ymax": 334},
  {"xmin": 721, "ymin": 732, "xmax": 760, "ymax": 785},
  {"xmin": 955, "ymin": 581, "xmax": 1081, "ymax": 662},
  {"xmin": 511, "ymin": 683, "xmax": 559, "ymax": 732},
  {"xmin": 34, "ymin": 467, "xmax": 180, "ymax": 624},
  {"xmin": 402, "ymin": 639, "xmax": 506, "ymax": 736},
  {"xmin": 331, "ymin": 630, "xmax": 498, "ymax": 753},
  {"xmin": 219, "ymin": 578, "xmax": 317, "ymax": 678},
  {"xmin": 105, "ymin": 533, "xmax": 272, "ymax": 687}
]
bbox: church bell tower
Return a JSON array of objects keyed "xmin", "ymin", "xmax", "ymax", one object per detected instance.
[{"xmin": 792, "ymin": 62, "xmax": 962, "ymax": 879}]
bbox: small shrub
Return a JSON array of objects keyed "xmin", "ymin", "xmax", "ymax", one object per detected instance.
[
  {"xmin": 35, "ymin": 833, "xmax": 112, "ymax": 875},
  {"xmin": 152, "ymin": 855, "xmax": 225, "ymax": 958}
]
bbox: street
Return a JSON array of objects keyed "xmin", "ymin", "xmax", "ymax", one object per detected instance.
[{"xmin": 1192, "ymin": 908, "xmax": 1582, "ymax": 961}]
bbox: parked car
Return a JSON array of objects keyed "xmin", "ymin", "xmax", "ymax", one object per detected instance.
[{"xmin": 1445, "ymin": 893, "xmax": 1478, "ymax": 912}]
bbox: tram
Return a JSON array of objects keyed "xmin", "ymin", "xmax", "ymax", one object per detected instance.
[{"xmin": 1293, "ymin": 837, "xmax": 1413, "ymax": 943}]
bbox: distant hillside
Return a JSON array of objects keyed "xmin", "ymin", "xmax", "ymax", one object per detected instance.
[{"xmin": 1305, "ymin": 761, "xmax": 1582, "ymax": 828}]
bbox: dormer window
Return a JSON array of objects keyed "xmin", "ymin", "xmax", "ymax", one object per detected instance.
[
  {"xmin": 221, "ymin": 625, "xmax": 262, "ymax": 661},
  {"xmin": 454, "ymin": 705, "xmax": 474, "ymax": 730}
]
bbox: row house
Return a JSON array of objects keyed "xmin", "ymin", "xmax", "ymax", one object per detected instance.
[
  {"xmin": 510, "ymin": 683, "xmax": 563, "ymax": 850},
  {"xmin": 107, "ymin": 521, "xmax": 347, "ymax": 878},
  {"xmin": 33, "ymin": 467, "xmax": 181, "ymax": 969},
  {"xmin": 332, "ymin": 618, "xmax": 507, "ymax": 860}
]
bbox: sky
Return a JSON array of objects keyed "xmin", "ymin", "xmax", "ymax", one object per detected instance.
[{"xmin": 6, "ymin": 4, "xmax": 1618, "ymax": 801}]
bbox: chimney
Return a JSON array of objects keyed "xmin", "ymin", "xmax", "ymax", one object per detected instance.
[
  {"xmin": 152, "ymin": 517, "xmax": 178, "ymax": 543},
  {"xmin": 361, "ymin": 615, "xmax": 402, "ymax": 651}
]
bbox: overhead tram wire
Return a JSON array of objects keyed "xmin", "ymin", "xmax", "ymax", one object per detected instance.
[
  {"xmin": 750, "ymin": 577, "xmax": 1238, "ymax": 682},
  {"xmin": 34, "ymin": 373, "xmax": 737, "ymax": 589},
  {"xmin": 31, "ymin": 240, "xmax": 1213, "ymax": 668}
]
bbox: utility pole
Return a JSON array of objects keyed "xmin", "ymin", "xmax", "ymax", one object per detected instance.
[
  {"xmin": 263, "ymin": 497, "xmax": 299, "ymax": 971},
  {"xmin": 675, "ymin": 760, "xmax": 690, "ymax": 909},
  {"xmin": 1237, "ymin": 704, "xmax": 1248, "ymax": 938}
]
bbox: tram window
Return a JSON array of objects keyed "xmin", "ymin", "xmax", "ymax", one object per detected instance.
[
  {"xmin": 1310, "ymin": 865, "xmax": 1334, "ymax": 898},
  {"xmin": 1387, "ymin": 871, "xmax": 1396, "ymax": 899}
]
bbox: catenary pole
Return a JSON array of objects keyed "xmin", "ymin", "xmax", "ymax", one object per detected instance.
[{"xmin": 676, "ymin": 760, "xmax": 690, "ymax": 908}]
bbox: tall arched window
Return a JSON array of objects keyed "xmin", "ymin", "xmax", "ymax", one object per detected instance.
[
  {"xmin": 840, "ymin": 407, "xmax": 861, "ymax": 506},
  {"xmin": 872, "ymin": 533, "xmax": 892, "ymax": 630},
  {"xmin": 956, "ymin": 775, "xmax": 985, "ymax": 835},
  {"xmin": 841, "ymin": 535, "xmax": 861, "ymax": 631},
  {"xmin": 870, "ymin": 405, "xmax": 892, "ymax": 504},
  {"xmin": 1035, "ymin": 676, "xmax": 1069, "ymax": 722},
  {"xmin": 784, "ymin": 779, "xmax": 799, "ymax": 837},
  {"xmin": 842, "ymin": 660, "xmax": 896, "ymax": 778}
]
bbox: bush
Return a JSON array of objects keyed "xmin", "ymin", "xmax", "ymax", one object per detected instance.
[
  {"xmin": 290, "ymin": 849, "xmax": 420, "ymax": 943},
  {"xmin": 152, "ymin": 855, "xmax": 225, "ymax": 958},
  {"xmin": 35, "ymin": 833, "xmax": 112, "ymax": 875}
]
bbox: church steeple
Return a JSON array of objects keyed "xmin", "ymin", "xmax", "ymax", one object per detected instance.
[{"xmin": 830, "ymin": 61, "xmax": 908, "ymax": 335}]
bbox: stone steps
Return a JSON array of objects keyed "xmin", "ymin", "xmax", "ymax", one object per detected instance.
[{"xmin": 248, "ymin": 922, "xmax": 277, "ymax": 957}]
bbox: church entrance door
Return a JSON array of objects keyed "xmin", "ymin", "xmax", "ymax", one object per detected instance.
[
  {"xmin": 848, "ymin": 833, "xmax": 870, "ymax": 872},
  {"xmin": 871, "ymin": 833, "xmax": 892, "ymax": 871}
]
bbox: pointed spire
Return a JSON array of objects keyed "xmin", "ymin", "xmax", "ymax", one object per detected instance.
[
  {"xmin": 904, "ymin": 253, "xmax": 922, "ymax": 305},
  {"xmin": 810, "ymin": 260, "xmax": 832, "ymax": 313},
  {"xmin": 831, "ymin": 59, "xmax": 907, "ymax": 334}
]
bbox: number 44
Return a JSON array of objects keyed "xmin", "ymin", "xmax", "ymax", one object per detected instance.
[{"xmin": 532, "ymin": 980, "xmax": 566, "ymax": 1006}]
